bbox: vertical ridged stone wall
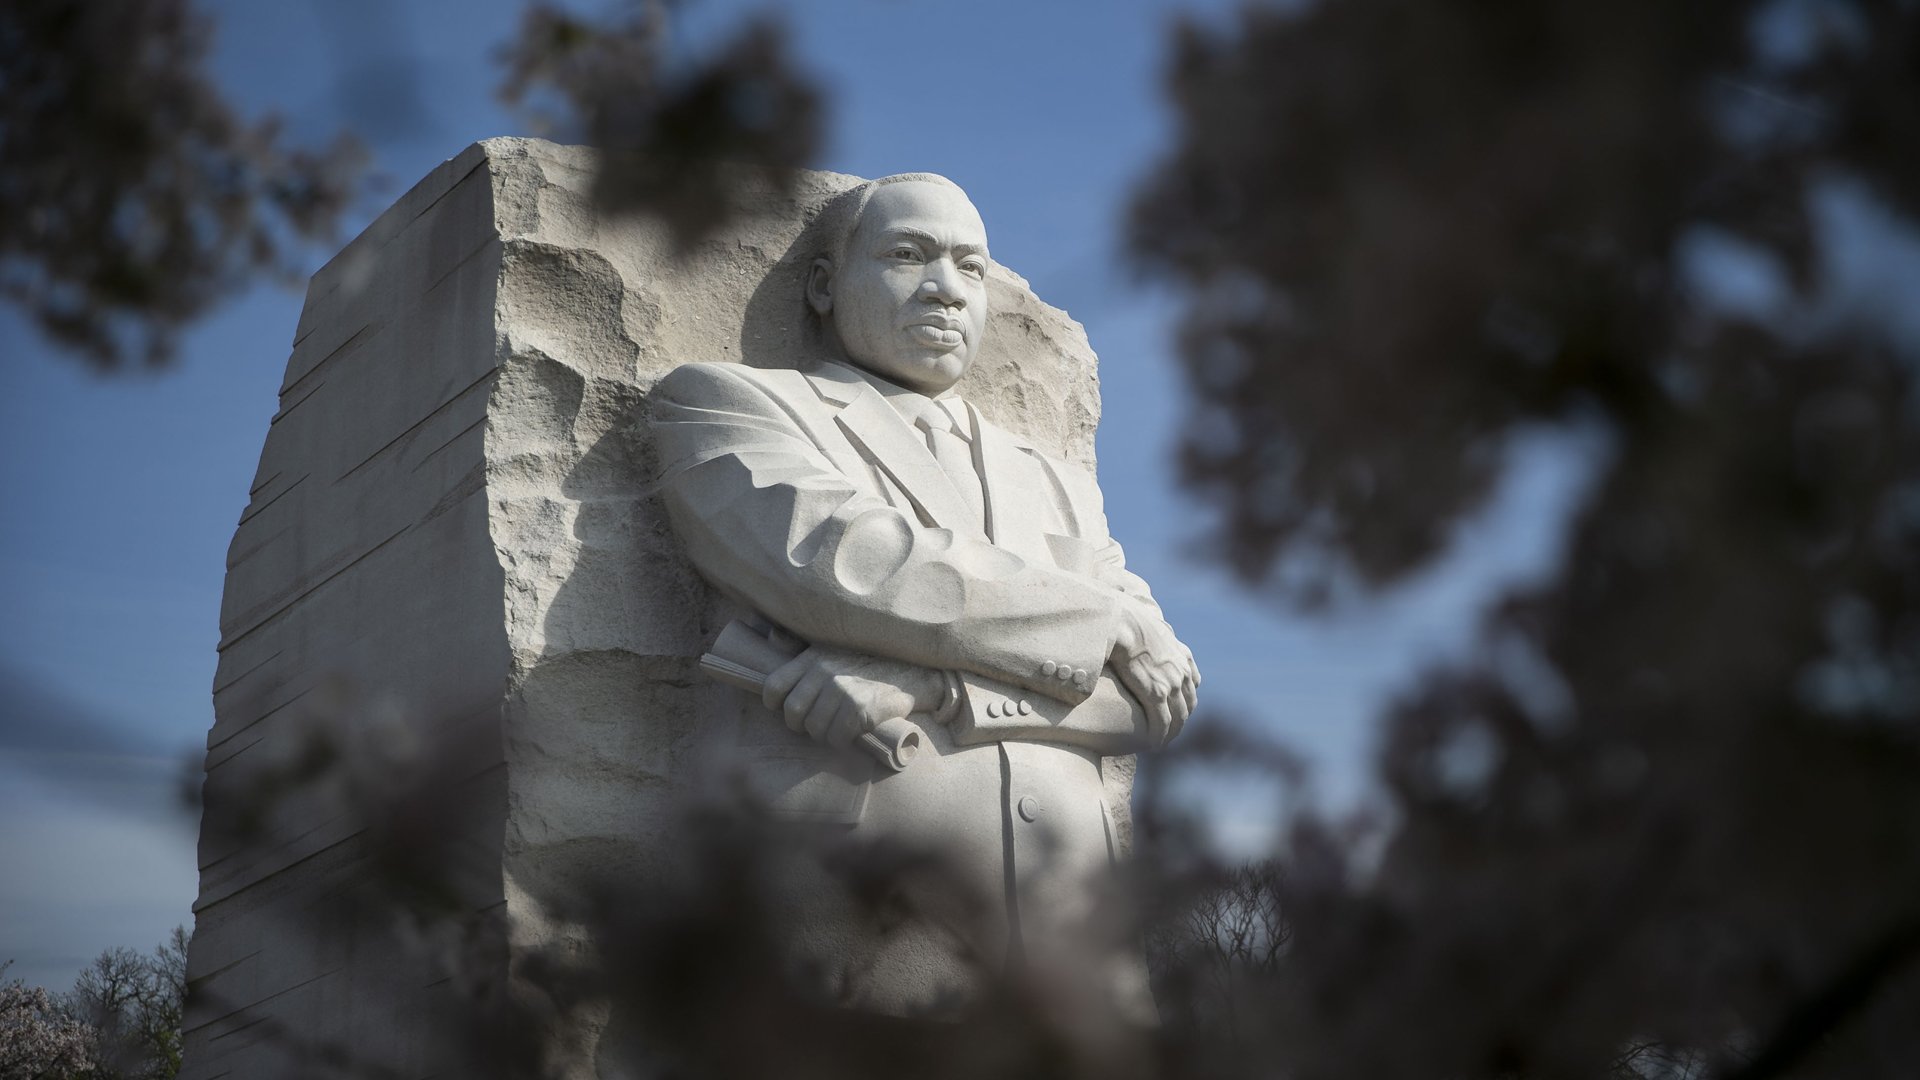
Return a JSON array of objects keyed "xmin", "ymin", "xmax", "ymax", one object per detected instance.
[{"xmin": 182, "ymin": 138, "xmax": 1118, "ymax": 1077}]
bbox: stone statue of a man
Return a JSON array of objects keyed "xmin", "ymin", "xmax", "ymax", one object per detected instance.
[{"xmin": 652, "ymin": 173, "xmax": 1199, "ymax": 1014}]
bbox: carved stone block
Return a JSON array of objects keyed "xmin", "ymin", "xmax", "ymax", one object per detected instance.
[{"xmin": 183, "ymin": 138, "xmax": 1118, "ymax": 1076}]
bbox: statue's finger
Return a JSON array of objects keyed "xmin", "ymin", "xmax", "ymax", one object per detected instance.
[
  {"xmin": 825, "ymin": 700, "xmax": 863, "ymax": 750},
  {"xmin": 1137, "ymin": 664, "xmax": 1165, "ymax": 708},
  {"xmin": 783, "ymin": 666, "xmax": 828, "ymax": 732},
  {"xmin": 1149, "ymin": 696, "xmax": 1173, "ymax": 750},
  {"xmin": 1137, "ymin": 664, "xmax": 1170, "ymax": 745},
  {"xmin": 802, "ymin": 684, "xmax": 842, "ymax": 742},
  {"xmin": 764, "ymin": 648, "xmax": 815, "ymax": 712}
]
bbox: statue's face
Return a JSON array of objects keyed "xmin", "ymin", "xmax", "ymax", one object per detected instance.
[{"xmin": 814, "ymin": 181, "xmax": 991, "ymax": 396}]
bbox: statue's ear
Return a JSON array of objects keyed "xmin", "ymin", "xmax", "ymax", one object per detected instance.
[{"xmin": 806, "ymin": 257, "xmax": 834, "ymax": 316}]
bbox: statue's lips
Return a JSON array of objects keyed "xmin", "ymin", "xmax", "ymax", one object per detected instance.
[{"xmin": 905, "ymin": 322, "xmax": 964, "ymax": 349}]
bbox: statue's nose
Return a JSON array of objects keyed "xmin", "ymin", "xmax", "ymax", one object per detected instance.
[{"xmin": 919, "ymin": 263, "xmax": 966, "ymax": 307}]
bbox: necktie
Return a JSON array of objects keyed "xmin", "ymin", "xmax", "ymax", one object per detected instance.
[{"xmin": 914, "ymin": 399, "xmax": 986, "ymax": 533}]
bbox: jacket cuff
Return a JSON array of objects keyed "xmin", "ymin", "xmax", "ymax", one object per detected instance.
[{"xmin": 947, "ymin": 669, "xmax": 1151, "ymax": 754}]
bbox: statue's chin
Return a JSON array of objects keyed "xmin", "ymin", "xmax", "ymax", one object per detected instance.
[{"xmin": 849, "ymin": 350, "xmax": 971, "ymax": 396}]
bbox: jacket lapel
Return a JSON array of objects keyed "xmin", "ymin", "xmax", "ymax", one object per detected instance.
[
  {"xmin": 808, "ymin": 366, "xmax": 979, "ymax": 534},
  {"xmin": 968, "ymin": 402, "xmax": 1055, "ymax": 564}
]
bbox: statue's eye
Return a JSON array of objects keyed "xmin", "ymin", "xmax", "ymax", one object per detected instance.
[
  {"xmin": 889, "ymin": 246, "xmax": 921, "ymax": 261},
  {"xmin": 960, "ymin": 259, "xmax": 986, "ymax": 277}
]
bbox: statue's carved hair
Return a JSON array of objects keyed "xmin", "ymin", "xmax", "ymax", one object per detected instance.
[{"xmin": 805, "ymin": 172, "xmax": 967, "ymax": 271}]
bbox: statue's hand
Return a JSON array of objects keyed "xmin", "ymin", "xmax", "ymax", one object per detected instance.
[
  {"xmin": 1110, "ymin": 600, "xmax": 1201, "ymax": 748},
  {"xmin": 762, "ymin": 645, "xmax": 948, "ymax": 752}
]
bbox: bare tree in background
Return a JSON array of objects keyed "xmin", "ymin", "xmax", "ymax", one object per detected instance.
[
  {"xmin": 0, "ymin": 930, "xmax": 188, "ymax": 1080},
  {"xmin": 1145, "ymin": 858, "xmax": 1290, "ymax": 1066},
  {"xmin": 67, "ymin": 928, "xmax": 189, "ymax": 1079},
  {"xmin": 1131, "ymin": 1, "xmax": 1920, "ymax": 1077}
]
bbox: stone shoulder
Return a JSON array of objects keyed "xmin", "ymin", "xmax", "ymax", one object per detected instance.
[
  {"xmin": 655, "ymin": 360, "xmax": 809, "ymax": 409},
  {"xmin": 655, "ymin": 360, "xmax": 1099, "ymax": 502}
]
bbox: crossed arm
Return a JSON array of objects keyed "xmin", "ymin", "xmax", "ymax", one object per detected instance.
[{"xmin": 652, "ymin": 362, "xmax": 1198, "ymax": 751}]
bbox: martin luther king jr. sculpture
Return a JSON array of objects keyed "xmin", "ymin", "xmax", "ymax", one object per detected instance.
[{"xmin": 653, "ymin": 173, "xmax": 1200, "ymax": 1014}]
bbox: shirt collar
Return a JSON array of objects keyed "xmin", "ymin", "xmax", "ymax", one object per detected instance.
[{"xmin": 843, "ymin": 364, "xmax": 972, "ymax": 440}]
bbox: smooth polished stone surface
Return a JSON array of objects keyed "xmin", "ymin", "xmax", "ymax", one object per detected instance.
[{"xmin": 181, "ymin": 139, "xmax": 1139, "ymax": 1077}]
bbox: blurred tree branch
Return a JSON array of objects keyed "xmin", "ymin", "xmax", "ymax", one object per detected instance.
[
  {"xmin": 497, "ymin": 0, "xmax": 823, "ymax": 250},
  {"xmin": 1, "ymin": 0, "xmax": 824, "ymax": 371},
  {"xmin": 0, "ymin": 0, "xmax": 365, "ymax": 370},
  {"xmin": 12, "ymin": 0, "xmax": 1916, "ymax": 1074},
  {"xmin": 1131, "ymin": 1, "xmax": 1920, "ymax": 1076}
]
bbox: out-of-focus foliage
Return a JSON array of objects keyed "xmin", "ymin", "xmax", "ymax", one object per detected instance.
[
  {"xmin": 1133, "ymin": 0, "xmax": 1917, "ymax": 592},
  {"xmin": 2, "ymin": 0, "xmax": 823, "ymax": 370},
  {"xmin": 189, "ymin": 705, "xmax": 1173, "ymax": 1079},
  {"xmin": 15, "ymin": 0, "xmax": 1915, "ymax": 1074},
  {"xmin": 1132, "ymin": 1, "xmax": 1920, "ymax": 1077},
  {"xmin": 0, "ymin": 0, "xmax": 364, "ymax": 369},
  {"xmin": 498, "ymin": 0, "xmax": 824, "ymax": 250},
  {"xmin": 0, "ymin": 971, "xmax": 94, "ymax": 1079}
]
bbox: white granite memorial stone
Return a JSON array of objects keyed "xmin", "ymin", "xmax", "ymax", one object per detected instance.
[{"xmin": 181, "ymin": 139, "xmax": 1195, "ymax": 1077}]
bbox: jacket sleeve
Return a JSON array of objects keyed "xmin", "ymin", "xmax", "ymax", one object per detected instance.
[
  {"xmin": 652, "ymin": 362, "xmax": 1121, "ymax": 705},
  {"xmin": 1085, "ymin": 487, "xmax": 1163, "ymax": 614},
  {"xmin": 947, "ymin": 668, "xmax": 1154, "ymax": 754}
]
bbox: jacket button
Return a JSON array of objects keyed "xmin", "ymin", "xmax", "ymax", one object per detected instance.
[
  {"xmin": 1017, "ymin": 699, "xmax": 1033, "ymax": 715},
  {"xmin": 1072, "ymin": 668, "xmax": 1088, "ymax": 684},
  {"xmin": 1055, "ymin": 666, "xmax": 1072, "ymax": 681},
  {"xmin": 986, "ymin": 701, "xmax": 1002, "ymax": 718},
  {"xmin": 1017, "ymin": 795, "xmax": 1040, "ymax": 822},
  {"xmin": 1040, "ymin": 660, "xmax": 1058, "ymax": 676}
]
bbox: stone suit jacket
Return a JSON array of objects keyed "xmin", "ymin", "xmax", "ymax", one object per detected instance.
[
  {"xmin": 652, "ymin": 358, "xmax": 1164, "ymax": 1011},
  {"xmin": 652, "ymin": 359, "xmax": 1156, "ymax": 753}
]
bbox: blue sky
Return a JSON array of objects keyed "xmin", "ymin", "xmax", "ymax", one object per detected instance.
[{"xmin": 0, "ymin": 0, "xmax": 1590, "ymax": 991}]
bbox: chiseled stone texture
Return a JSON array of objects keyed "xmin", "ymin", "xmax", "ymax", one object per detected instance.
[{"xmin": 183, "ymin": 137, "xmax": 1117, "ymax": 1077}]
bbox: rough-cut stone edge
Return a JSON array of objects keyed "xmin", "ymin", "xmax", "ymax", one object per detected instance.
[{"xmin": 188, "ymin": 137, "xmax": 1128, "ymax": 1078}]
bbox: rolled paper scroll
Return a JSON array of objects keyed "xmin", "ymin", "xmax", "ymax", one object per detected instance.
[{"xmin": 698, "ymin": 620, "xmax": 922, "ymax": 772}]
